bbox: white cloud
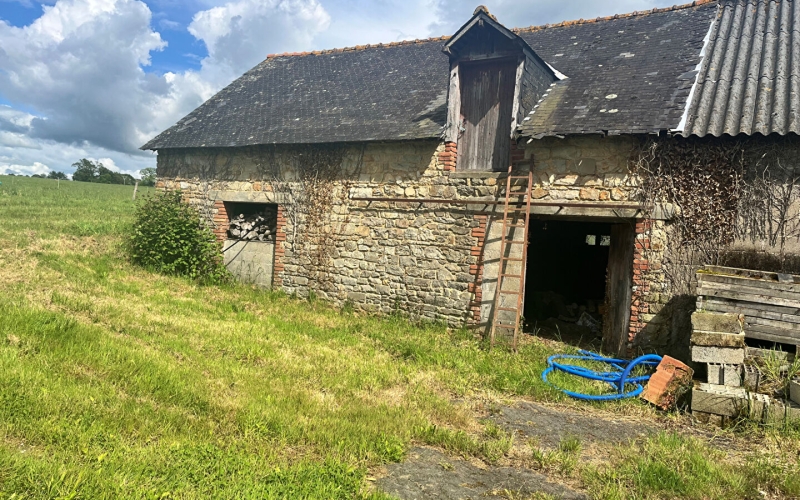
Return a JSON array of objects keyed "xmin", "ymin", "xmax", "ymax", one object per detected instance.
[
  {"xmin": 2, "ymin": 161, "xmax": 50, "ymax": 176},
  {"xmin": 188, "ymin": 0, "xmax": 330, "ymax": 85},
  {"xmin": 0, "ymin": 0, "xmax": 681, "ymax": 178},
  {"xmin": 0, "ymin": 0, "xmax": 169, "ymax": 153},
  {"xmin": 0, "ymin": 0, "xmax": 333, "ymax": 175}
]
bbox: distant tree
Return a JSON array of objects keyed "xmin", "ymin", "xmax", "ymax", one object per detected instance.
[
  {"xmin": 72, "ymin": 159, "xmax": 100, "ymax": 182},
  {"xmin": 47, "ymin": 171, "xmax": 68, "ymax": 180},
  {"xmin": 140, "ymin": 167, "xmax": 156, "ymax": 187},
  {"xmin": 31, "ymin": 174, "xmax": 46, "ymax": 178},
  {"xmin": 96, "ymin": 165, "xmax": 124, "ymax": 184}
]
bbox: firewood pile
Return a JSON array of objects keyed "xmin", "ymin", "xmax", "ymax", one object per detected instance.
[{"xmin": 227, "ymin": 211, "xmax": 276, "ymax": 242}]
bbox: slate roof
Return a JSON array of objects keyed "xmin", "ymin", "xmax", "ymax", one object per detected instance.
[
  {"xmin": 680, "ymin": 0, "xmax": 800, "ymax": 137},
  {"xmin": 142, "ymin": 1, "xmax": 718, "ymax": 150},
  {"xmin": 518, "ymin": 2, "xmax": 717, "ymax": 137}
]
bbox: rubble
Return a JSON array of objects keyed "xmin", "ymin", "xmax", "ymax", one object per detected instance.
[{"xmin": 641, "ymin": 356, "xmax": 693, "ymax": 410}]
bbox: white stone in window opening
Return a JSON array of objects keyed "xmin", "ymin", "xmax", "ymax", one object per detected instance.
[
  {"xmin": 600, "ymin": 235, "xmax": 611, "ymax": 246},
  {"xmin": 586, "ymin": 235, "xmax": 597, "ymax": 245}
]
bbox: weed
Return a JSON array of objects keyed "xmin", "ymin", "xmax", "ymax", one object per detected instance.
[
  {"xmin": 758, "ymin": 349, "xmax": 800, "ymax": 398},
  {"xmin": 340, "ymin": 300, "xmax": 355, "ymax": 315},
  {"xmin": 415, "ymin": 422, "xmax": 512, "ymax": 464},
  {"xmin": 529, "ymin": 435, "xmax": 582, "ymax": 476}
]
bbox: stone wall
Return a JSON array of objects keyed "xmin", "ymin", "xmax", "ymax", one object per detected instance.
[{"xmin": 156, "ymin": 135, "xmax": 679, "ymax": 354}]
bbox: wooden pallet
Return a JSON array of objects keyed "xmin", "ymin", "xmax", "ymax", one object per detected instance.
[{"xmin": 697, "ymin": 266, "xmax": 800, "ymax": 346}]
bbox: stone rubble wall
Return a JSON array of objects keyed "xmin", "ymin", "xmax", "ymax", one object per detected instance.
[{"xmin": 155, "ymin": 136, "xmax": 675, "ymax": 353}]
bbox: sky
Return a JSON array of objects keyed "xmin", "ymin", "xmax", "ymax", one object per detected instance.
[{"xmin": 0, "ymin": 0, "xmax": 680, "ymax": 178}]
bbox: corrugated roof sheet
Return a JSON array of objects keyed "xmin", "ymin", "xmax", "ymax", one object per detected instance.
[
  {"xmin": 681, "ymin": 0, "xmax": 800, "ymax": 136},
  {"xmin": 142, "ymin": 1, "xmax": 718, "ymax": 150}
]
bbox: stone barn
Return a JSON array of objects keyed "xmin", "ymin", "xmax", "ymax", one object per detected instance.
[{"xmin": 143, "ymin": 0, "xmax": 800, "ymax": 359}]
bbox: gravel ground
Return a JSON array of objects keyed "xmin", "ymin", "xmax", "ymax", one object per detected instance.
[
  {"xmin": 490, "ymin": 401, "xmax": 656, "ymax": 449},
  {"xmin": 377, "ymin": 446, "xmax": 586, "ymax": 499},
  {"xmin": 377, "ymin": 400, "xmax": 659, "ymax": 499}
]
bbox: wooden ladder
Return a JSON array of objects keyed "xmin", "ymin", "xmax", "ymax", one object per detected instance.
[{"xmin": 489, "ymin": 168, "xmax": 534, "ymax": 350}]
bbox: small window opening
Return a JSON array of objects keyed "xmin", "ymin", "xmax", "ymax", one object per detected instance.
[{"xmin": 223, "ymin": 202, "xmax": 278, "ymax": 242}]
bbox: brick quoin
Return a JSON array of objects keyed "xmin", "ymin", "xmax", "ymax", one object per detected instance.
[
  {"xmin": 212, "ymin": 200, "xmax": 229, "ymax": 242},
  {"xmin": 509, "ymin": 141, "xmax": 525, "ymax": 165},
  {"xmin": 273, "ymin": 205, "xmax": 287, "ymax": 289},
  {"xmin": 439, "ymin": 141, "xmax": 457, "ymax": 172},
  {"xmin": 628, "ymin": 219, "xmax": 653, "ymax": 348},
  {"xmin": 468, "ymin": 214, "xmax": 488, "ymax": 323}
]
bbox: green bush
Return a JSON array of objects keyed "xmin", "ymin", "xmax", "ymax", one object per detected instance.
[{"xmin": 128, "ymin": 191, "xmax": 229, "ymax": 284}]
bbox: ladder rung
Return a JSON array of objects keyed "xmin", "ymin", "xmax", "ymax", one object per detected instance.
[
  {"xmin": 500, "ymin": 274, "xmax": 522, "ymax": 278},
  {"xmin": 504, "ymin": 224, "xmax": 527, "ymax": 228},
  {"xmin": 493, "ymin": 323, "xmax": 518, "ymax": 329},
  {"xmin": 496, "ymin": 307, "xmax": 519, "ymax": 312},
  {"xmin": 498, "ymin": 290, "xmax": 520, "ymax": 294},
  {"xmin": 501, "ymin": 257, "xmax": 524, "ymax": 261},
  {"xmin": 508, "ymin": 175, "xmax": 531, "ymax": 179}
]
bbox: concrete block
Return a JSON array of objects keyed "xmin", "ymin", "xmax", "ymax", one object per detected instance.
[
  {"xmin": 692, "ymin": 346, "xmax": 745, "ymax": 365},
  {"xmin": 762, "ymin": 399, "xmax": 800, "ymax": 426},
  {"xmin": 743, "ymin": 364, "xmax": 761, "ymax": 392},
  {"xmin": 691, "ymin": 383, "xmax": 748, "ymax": 417},
  {"xmin": 748, "ymin": 392, "xmax": 771, "ymax": 422},
  {"xmin": 707, "ymin": 363, "xmax": 742, "ymax": 387},
  {"xmin": 691, "ymin": 311, "xmax": 744, "ymax": 334},
  {"xmin": 692, "ymin": 411, "xmax": 728, "ymax": 427},
  {"xmin": 791, "ymin": 378, "xmax": 800, "ymax": 405},
  {"xmin": 691, "ymin": 331, "xmax": 746, "ymax": 348},
  {"xmin": 787, "ymin": 400, "xmax": 800, "ymax": 424}
]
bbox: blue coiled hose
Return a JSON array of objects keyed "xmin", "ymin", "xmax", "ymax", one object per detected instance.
[{"xmin": 541, "ymin": 349, "xmax": 662, "ymax": 401}]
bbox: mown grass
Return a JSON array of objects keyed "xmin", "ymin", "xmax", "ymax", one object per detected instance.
[
  {"xmin": 584, "ymin": 430, "xmax": 800, "ymax": 499},
  {"xmin": 0, "ymin": 175, "xmax": 590, "ymax": 498},
  {"xmin": 1, "ymin": 175, "xmax": 798, "ymax": 499}
]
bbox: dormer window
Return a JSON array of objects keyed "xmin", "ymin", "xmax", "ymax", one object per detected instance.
[
  {"xmin": 458, "ymin": 59, "xmax": 517, "ymax": 171},
  {"xmin": 443, "ymin": 6, "xmax": 557, "ymax": 171}
]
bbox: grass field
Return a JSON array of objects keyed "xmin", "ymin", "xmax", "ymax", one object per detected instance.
[{"xmin": 0, "ymin": 175, "xmax": 798, "ymax": 499}]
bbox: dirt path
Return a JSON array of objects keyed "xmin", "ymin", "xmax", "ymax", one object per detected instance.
[
  {"xmin": 377, "ymin": 400, "xmax": 659, "ymax": 499},
  {"xmin": 491, "ymin": 401, "xmax": 655, "ymax": 449},
  {"xmin": 378, "ymin": 447, "xmax": 586, "ymax": 500}
]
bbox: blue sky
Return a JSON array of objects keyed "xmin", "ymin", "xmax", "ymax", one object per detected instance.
[{"xmin": 0, "ymin": 0, "xmax": 677, "ymax": 177}]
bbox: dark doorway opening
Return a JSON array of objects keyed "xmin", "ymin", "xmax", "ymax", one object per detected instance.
[{"xmin": 524, "ymin": 219, "xmax": 614, "ymax": 348}]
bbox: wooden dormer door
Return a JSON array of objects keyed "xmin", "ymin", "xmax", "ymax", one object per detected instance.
[{"xmin": 457, "ymin": 60, "xmax": 517, "ymax": 171}]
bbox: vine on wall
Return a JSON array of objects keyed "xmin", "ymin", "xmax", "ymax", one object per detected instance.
[
  {"xmin": 265, "ymin": 144, "xmax": 364, "ymax": 294},
  {"xmin": 631, "ymin": 136, "xmax": 800, "ymax": 294}
]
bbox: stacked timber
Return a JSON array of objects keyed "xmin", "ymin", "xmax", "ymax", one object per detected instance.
[
  {"xmin": 696, "ymin": 265, "xmax": 800, "ymax": 346},
  {"xmin": 227, "ymin": 212, "xmax": 276, "ymax": 242}
]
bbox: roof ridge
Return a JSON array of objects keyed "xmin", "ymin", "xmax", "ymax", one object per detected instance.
[
  {"xmin": 265, "ymin": 0, "xmax": 717, "ymax": 60},
  {"xmin": 513, "ymin": 0, "xmax": 717, "ymax": 33},
  {"xmin": 266, "ymin": 36, "xmax": 451, "ymax": 59}
]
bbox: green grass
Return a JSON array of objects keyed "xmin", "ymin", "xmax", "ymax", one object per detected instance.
[
  {"xmin": 584, "ymin": 431, "xmax": 800, "ymax": 499},
  {"xmin": 0, "ymin": 176, "xmax": 577, "ymax": 498},
  {"xmin": 1, "ymin": 175, "xmax": 798, "ymax": 499}
]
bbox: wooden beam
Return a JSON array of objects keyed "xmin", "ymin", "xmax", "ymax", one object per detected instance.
[
  {"xmin": 509, "ymin": 56, "xmax": 524, "ymax": 139},
  {"xmin": 444, "ymin": 62, "xmax": 461, "ymax": 143}
]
